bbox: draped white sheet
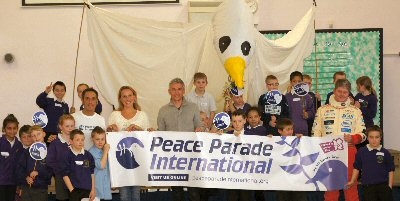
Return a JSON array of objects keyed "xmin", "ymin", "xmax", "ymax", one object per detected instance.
[{"xmin": 86, "ymin": 2, "xmax": 315, "ymax": 126}]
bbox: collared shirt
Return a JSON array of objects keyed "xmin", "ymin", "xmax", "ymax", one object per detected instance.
[
  {"xmin": 186, "ymin": 91, "xmax": 217, "ymax": 117},
  {"xmin": 71, "ymin": 148, "xmax": 85, "ymax": 156},
  {"xmin": 58, "ymin": 134, "xmax": 69, "ymax": 144},
  {"xmin": 366, "ymin": 144, "xmax": 382, "ymax": 151},
  {"xmin": 7, "ymin": 138, "xmax": 15, "ymax": 147},
  {"xmin": 157, "ymin": 98, "xmax": 201, "ymax": 132},
  {"xmin": 89, "ymin": 146, "xmax": 112, "ymax": 200}
]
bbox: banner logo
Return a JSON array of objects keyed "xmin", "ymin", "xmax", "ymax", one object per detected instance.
[{"xmin": 116, "ymin": 137, "xmax": 144, "ymax": 169}]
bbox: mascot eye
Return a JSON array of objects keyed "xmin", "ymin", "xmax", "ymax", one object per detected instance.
[
  {"xmin": 241, "ymin": 41, "xmax": 251, "ymax": 56},
  {"xmin": 219, "ymin": 36, "xmax": 231, "ymax": 53}
]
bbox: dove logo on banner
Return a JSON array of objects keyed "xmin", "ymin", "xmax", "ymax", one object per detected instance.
[
  {"xmin": 32, "ymin": 111, "xmax": 48, "ymax": 128},
  {"xmin": 116, "ymin": 137, "xmax": 145, "ymax": 169},
  {"xmin": 29, "ymin": 142, "xmax": 47, "ymax": 160},
  {"xmin": 265, "ymin": 90, "xmax": 282, "ymax": 105},
  {"xmin": 213, "ymin": 112, "xmax": 231, "ymax": 130},
  {"xmin": 294, "ymin": 83, "xmax": 310, "ymax": 96}
]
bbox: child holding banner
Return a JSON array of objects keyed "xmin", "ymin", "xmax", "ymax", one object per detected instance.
[
  {"xmin": 47, "ymin": 114, "xmax": 75, "ymax": 201},
  {"xmin": 62, "ymin": 129, "xmax": 95, "ymax": 201},
  {"xmin": 245, "ymin": 107, "xmax": 267, "ymax": 136},
  {"xmin": 347, "ymin": 125, "xmax": 394, "ymax": 201},
  {"xmin": 89, "ymin": 126, "xmax": 112, "ymax": 201},
  {"xmin": 275, "ymin": 118, "xmax": 307, "ymax": 201},
  {"xmin": 17, "ymin": 125, "xmax": 52, "ymax": 201},
  {"xmin": 226, "ymin": 110, "xmax": 254, "ymax": 201},
  {"xmin": 0, "ymin": 114, "xmax": 23, "ymax": 201}
]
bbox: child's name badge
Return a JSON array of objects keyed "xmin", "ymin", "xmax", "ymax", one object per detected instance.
[
  {"xmin": 376, "ymin": 152, "xmax": 384, "ymax": 156},
  {"xmin": 75, "ymin": 161, "xmax": 84, "ymax": 165},
  {"xmin": 293, "ymin": 98, "xmax": 301, "ymax": 102},
  {"xmin": 0, "ymin": 152, "xmax": 9, "ymax": 157}
]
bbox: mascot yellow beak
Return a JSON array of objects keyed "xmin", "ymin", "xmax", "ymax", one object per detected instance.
[{"xmin": 225, "ymin": 56, "xmax": 246, "ymax": 89}]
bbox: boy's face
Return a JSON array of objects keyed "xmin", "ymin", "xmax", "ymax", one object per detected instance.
[
  {"xmin": 290, "ymin": 76, "xmax": 302, "ymax": 87},
  {"xmin": 194, "ymin": 79, "xmax": 207, "ymax": 91},
  {"xmin": 92, "ymin": 133, "xmax": 106, "ymax": 149},
  {"xmin": 232, "ymin": 115, "xmax": 246, "ymax": 132},
  {"xmin": 4, "ymin": 123, "xmax": 18, "ymax": 139},
  {"xmin": 70, "ymin": 134, "xmax": 85, "ymax": 150},
  {"xmin": 303, "ymin": 78, "xmax": 312, "ymax": 89},
  {"xmin": 77, "ymin": 85, "xmax": 88, "ymax": 99},
  {"xmin": 334, "ymin": 74, "xmax": 346, "ymax": 83},
  {"xmin": 59, "ymin": 119, "xmax": 75, "ymax": 135},
  {"xmin": 231, "ymin": 95, "xmax": 244, "ymax": 106},
  {"xmin": 368, "ymin": 131, "xmax": 381, "ymax": 148},
  {"xmin": 266, "ymin": 79, "xmax": 279, "ymax": 91},
  {"xmin": 31, "ymin": 130, "xmax": 45, "ymax": 143},
  {"xmin": 20, "ymin": 133, "xmax": 33, "ymax": 147},
  {"xmin": 53, "ymin": 84, "xmax": 66, "ymax": 100},
  {"xmin": 247, "ymin": 110, "xmax": 261, "ymax": 128},
  {"xmin": 278, "ymin": 125, "xmax": 294, "ymax": 136}
]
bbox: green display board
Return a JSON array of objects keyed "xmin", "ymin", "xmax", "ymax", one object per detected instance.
[{"xmin": 261, "ymin": 28, "xmax": 383, "ymax": 129}]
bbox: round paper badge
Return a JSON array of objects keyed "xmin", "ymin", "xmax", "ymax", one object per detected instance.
[
  {"xmin": 29, "ymin": 142, "xmax": 47, "ymax": 160},
  {"xmin": 213, "ymin": 112, "xmax": 231, "ymax": 130},
  {"xmin": 32, "ymin": 111, "xmax": 48, "ymax": 128},
  {"xmin": 230, "ymin": 85, "xmax": 244, "ymax": 96},
  {"xmin": 293, "ymin": 82, "xmax": 310, "ymax": 96},
  {"xmin": 265, "ymin": 90, "xmax": 282, "ymax": 105}
]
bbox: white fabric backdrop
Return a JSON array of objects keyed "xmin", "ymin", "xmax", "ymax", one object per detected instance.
[{"xmin": 86, "ymin": 1, "xmax": 315, "ymax": 127}]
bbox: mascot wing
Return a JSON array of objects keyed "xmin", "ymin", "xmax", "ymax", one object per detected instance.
[{"xmin": 246, "ymin": 7, "xmax": 316, "ymax": 104}]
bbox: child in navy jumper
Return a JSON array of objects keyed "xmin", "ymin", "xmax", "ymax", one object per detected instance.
[
  {"xmin": 347, "ymin": 126, "xmax": 394, "ymax": 201},
  {"xmin": 47, "ymin": 114, "xmax": 75, "ymax": 201},
  {"xmin": 275, "ymin": 118, "xmax": 307, "ymax": 201},
  {"xmin": 226, "ymin": 110, "xmax": 253, "ymax": 201},
  {"xmin": 245, "ymin": 107, "xmax": 267, "ymax": 136},
  {"xmin": 0, "ymin": 114, "xmax": 23, "ymax": 201},
  {"xmin": 258, "ymin": 75, "xmax": 289, "ymax": 136},
  {"xmin": 285, "ymin": 71, "xmax": 314, "ymax": 137},
  {"xmin": 17, "ymin": 125, "xmax": 52, "ymax": 201},
  {"xmin": 62, "ymin": 129, "xmax": 95, "ymax": 201},
  {"xmin": 354, "ymin": 76, "xmax": 378, "ymax": 129},
  {"xmin": 303, "ymin": 74, "xmax": 321, "ymax": 136},
  {"xmin": 36, "ymin": 81, "xmax": 69, "ymax": 144}
]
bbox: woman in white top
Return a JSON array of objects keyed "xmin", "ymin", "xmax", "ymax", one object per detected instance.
[
  {"xmin": 107, "ymin": 86, "xmax": 149, "ymax": 201},
  {"xmin": 108, "ymin": 86, "xmax": 149, "ymax": 132}
]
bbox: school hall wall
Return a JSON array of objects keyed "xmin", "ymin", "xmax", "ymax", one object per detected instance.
[{"xmin": 1, "ymin": 0, "xmax": 399, "ymax": 149}]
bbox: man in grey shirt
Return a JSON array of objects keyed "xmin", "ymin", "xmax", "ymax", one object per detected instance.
[{"xmin": 157, "ymin": 78, "xmax": 202, "ymax": 201}]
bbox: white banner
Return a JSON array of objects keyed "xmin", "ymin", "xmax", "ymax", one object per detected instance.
[{"xmin": 107, "ymin": 132, "xmax": 348, "ymax": 191}]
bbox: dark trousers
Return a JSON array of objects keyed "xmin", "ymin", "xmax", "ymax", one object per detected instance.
[
  {"xmin": 226, "ymin": 189, "xmax": 253, "ymax": 201},
  {"xmin": 276, "ymin": 191, "xmax": 307, "ymax": 201},
  {"xmin": 363, "ymin": 183, "xmax": 393, "ymax": 201},
  {"xmin": 0, "ymin": 185, "xmax": 16, "ymax": 201},
  {"xmin": 20, "ymin": 186, "xmax": 48, "ymax": 201},
  {"xmin": 69, "ymin": 188, "xmax": 90, "ymax": 201}
]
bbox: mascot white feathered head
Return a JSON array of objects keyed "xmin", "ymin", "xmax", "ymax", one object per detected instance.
[{"xmin": 213, "ymin": 0, "xmax": 256, "ymax": 89}]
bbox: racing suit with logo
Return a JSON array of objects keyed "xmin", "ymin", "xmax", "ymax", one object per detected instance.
[{"xmin": 312, "ymin": 95, "xmax": 366, "ymax": 201}]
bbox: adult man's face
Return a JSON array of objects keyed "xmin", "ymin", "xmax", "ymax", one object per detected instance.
[
  {"xmin": 168, "ymin": 82, "xmax": 185, "ymax": 102},
  {"xmin": 82, "ymin": 91, "xmax": 98, "ymax": 113}
]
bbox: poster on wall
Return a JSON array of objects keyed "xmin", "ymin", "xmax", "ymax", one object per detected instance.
[
  {"xmin": 262, "ymin": 28, "xmax": 383, "ymax": 129},
  {"xmin": 22, "ymin": 0, "xmax": 179, "ymax": 6}
]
